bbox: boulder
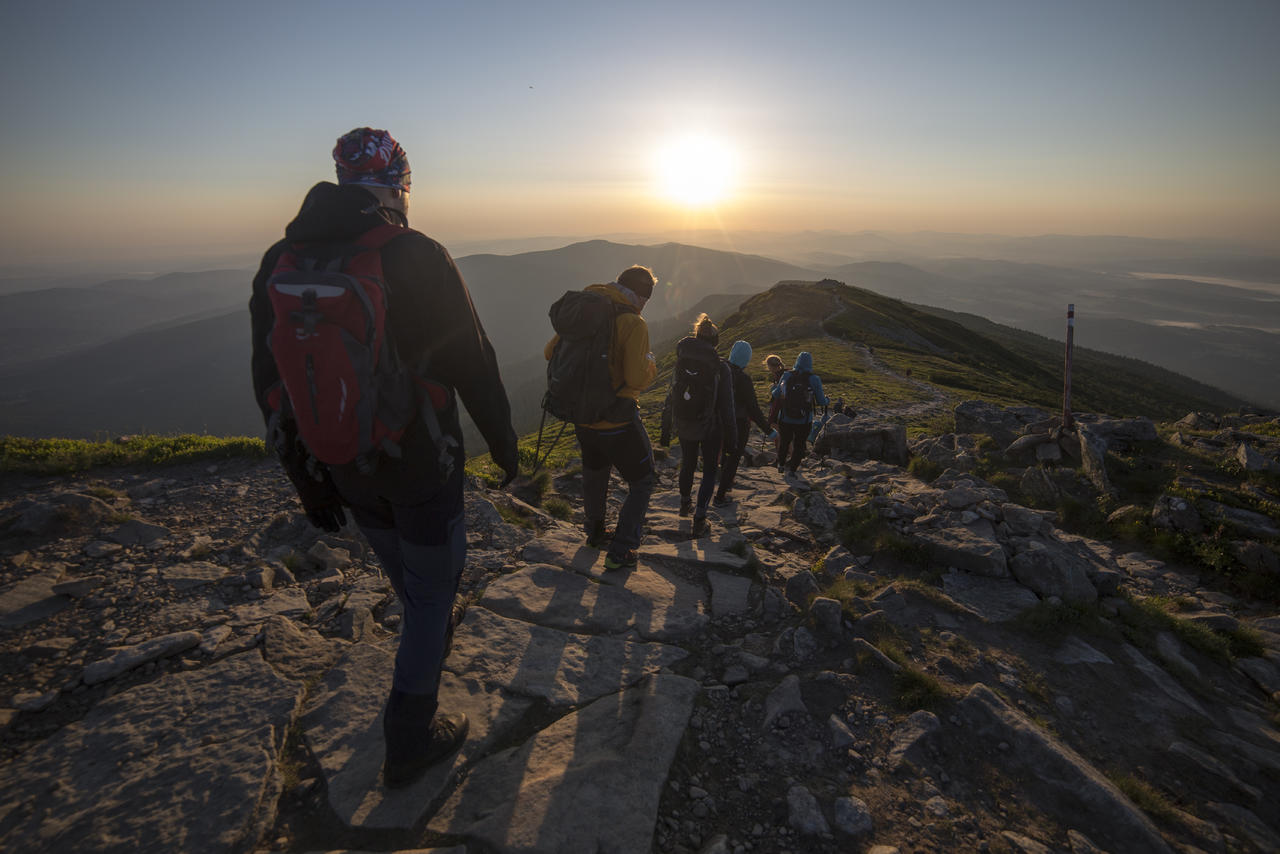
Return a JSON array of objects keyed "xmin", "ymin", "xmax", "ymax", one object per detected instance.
[
  {"xmin": 912, "ymin": 524, "xmax": 1009, "ymax": 578},
  {"xmin": 1175, "ymin": 412, "xmax": 1219, "ymax": 431},
  {"xmin": 792, "ymin": 490, "xmax": 838, "ymax": 529},
  {"xmin": 1200, "ymin": 500, "xmax": 1279, "ymax": 540},
  {"xmin": 1077, "ymin": 416, "xmax": 1158, "ymax": 450},
  {"xmin": 954, "ymin": 401, "xmax": 1050, "ymax": 447},
  {"xmin": 1076, "ymin": 425, "xmax": 1113, "ymax": 495},
  {"xmin": 1232, "ymin": 541, "xmax": 1280, "ymax": 575},
  {"xmin": 818, "ymin": 545, "xmax": 859, "ymax": 579},
  {"xmin": 1236, "ymin": 443, "xmax": 1279, "ymax": 473},
  {"xmin": 1008, "ymin": 539, "xmax": 1098, "ymax": 604},
  {"xmin": 1151, "ymin": 494, "xmax": 1202, "ymax": 533},
  {"xmin": 1020, "ymin": 467, "xmax": 1061, "ymax": 507},
  {"xmin": 1004, "ymin": 433, "xmax": 1055, "ymax": 462},
  {"xmin": 812, "ymin": 416, "xmax": 908, "ymax": 465}
]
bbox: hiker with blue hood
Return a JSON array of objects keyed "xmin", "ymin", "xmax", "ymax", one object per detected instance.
[
  {"xmin": 714, "ymin": 340, "xmax": 775, "ymax": 505},
  {"xmin": 771, "ymin": 350, "xmax": 829, "ymax": 475},
  {"xmin": 660, "ymin": 314, "xmax": 736, "ymax": 538}
]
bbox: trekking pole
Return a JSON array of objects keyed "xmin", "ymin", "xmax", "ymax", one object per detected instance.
[{"xmin": 530, "ymin": 409, "xmax": 570, "ymax": 474}]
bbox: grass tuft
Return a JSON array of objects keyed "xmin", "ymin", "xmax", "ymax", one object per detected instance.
[
  {"xmin": 0, "ymin": 434, "xmax": 266, "ymax": 475},
  {"xmin": 1110, "ymin": 774, "xmax": 1180, "ymax": 824},
  {"xmin": 542, "ymin": 497, "xmax": 572, "ymax": 521}
]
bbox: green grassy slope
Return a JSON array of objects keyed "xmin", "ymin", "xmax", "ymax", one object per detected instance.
[{"xmin": 474, "ymin": 278, "xmax": 1254, "ymax": 481}]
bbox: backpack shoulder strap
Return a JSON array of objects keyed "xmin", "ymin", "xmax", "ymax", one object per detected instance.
[{"xmin": 356, "ymin": 222, "xmax": 411, "ymax": 250}]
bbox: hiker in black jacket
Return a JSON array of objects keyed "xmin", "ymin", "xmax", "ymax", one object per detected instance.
[
  {"xmin": 660, "ymin": 314, "xmax": 736, "ymax": 538},
  {"xmin": 249, "ymin": 128, "xmax": 518, "ymax": 789},
  {"xmin": 715, "ymin": 340, "xmax": 774, "ymax": 504}
]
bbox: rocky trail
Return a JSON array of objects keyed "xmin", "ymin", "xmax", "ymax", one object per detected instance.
[{"xmin": 1, "ymin": 425, "xmax": 1279, "ymax": 854}]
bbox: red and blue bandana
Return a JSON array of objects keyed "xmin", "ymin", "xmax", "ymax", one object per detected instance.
[{"xmin": 333, "ymin": 128, "xmax": 411, "ymax": 192}]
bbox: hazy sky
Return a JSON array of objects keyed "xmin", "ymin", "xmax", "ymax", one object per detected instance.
[{"xmin": 2, "ymin": 0, "xmax": 1278, "ymax": 269}]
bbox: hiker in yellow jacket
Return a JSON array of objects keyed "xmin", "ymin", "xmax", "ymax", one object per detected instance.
[{"xmin": 544, "ymin": 266, "xmax": 658, "ymax": 569}]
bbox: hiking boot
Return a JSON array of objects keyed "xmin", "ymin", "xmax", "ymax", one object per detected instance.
[
  {"xmin": 712, "ymin": 492, "xmax": 732, "ymax": 506},
  {"xmin": 382, "ymin": 689, "xmax": 469, "ymax": 789},
  {"xmin": 603, "ymin": 549, "xmax": 638, "ymax": 570},
  {"xmin": 383, "ymin": 711, "xmax": 469, "ymax": 789},
  {"xmin": 691, "ymin": 516, "xmax": 708, "ymax": 538},
  {"xmin": 442, "ymin": 598, "xmax": 468, "ymax": 660},
  {"xmin": 678, "ymin": 496, "xmax": 693, "ymax": 517},
  {"xmin": 585, "ymin": 520, "xmax": 610, "ymax": 549}
]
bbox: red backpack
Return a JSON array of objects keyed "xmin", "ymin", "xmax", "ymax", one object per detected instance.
[{"xmin": 264, "ymin": 223, "xmax": 455, "ymax": 476}]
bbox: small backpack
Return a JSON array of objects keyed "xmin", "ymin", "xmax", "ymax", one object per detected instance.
[
  {"xmin": 264, "ymin": 223, "xmax": 455, "ymax": 476},
  {"xmin": 544, "ymin": 290, "xmax": 634, "ymax": 424},
  {"xmin": 781, "ymin": 369, "xmax": 813, "ymax": 421},
  {"xmin": 672, "ymin": 349, "xmax": 720, "ymax": 439}
]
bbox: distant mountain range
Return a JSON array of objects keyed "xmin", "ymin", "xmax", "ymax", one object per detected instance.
[{"xmin": 0, "ymin": 236, "xmax": 1275, "ymax": 441}]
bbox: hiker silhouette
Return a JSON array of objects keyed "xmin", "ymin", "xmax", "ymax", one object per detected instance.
[{"xmin": 660, "ymin": 314, "xmax": 736, "ymax": 538}]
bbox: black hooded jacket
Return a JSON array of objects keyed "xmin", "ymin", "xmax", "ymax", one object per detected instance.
[
  {"xmin": 660, "ymin": 336, "xmax": 737, "ymax": 448},
  {"xmin": 249, "ymin": 182, "xmax": 517, "ymax": 475}
]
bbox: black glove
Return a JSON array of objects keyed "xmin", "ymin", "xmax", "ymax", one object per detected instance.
[
  {"xmin": 304, "ymin": 501, "xmax": 347, "ymax": 533},
  {"xmin": 278, "ymin": 430, "xmax": 347, "ymax": 532}
]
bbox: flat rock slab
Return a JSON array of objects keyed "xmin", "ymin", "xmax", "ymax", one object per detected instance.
[
  {"xmin": 261, "ymin": 615, "xmax": 344, "ymax": 684},
  {"xmin": 639, "ymin": 540, "xmax": 749, "ymax": 573},
  {"xmin": 958, "ymin": 683, "xmax": 1173, "ymax": 854},
  {"xmin": 82, "ymin": 630, "xmax": 202, "ymax": 685},
  {"xmin": 0, "ymin": 565, "xmax": 70, "ymax": 629},
  {"xmin": 523, "ymin": 529, "xmax": 748, "ymax": 575},
  {"xmin": 482, "ymin": 563, "xmax": 708, "ymax": 642},
  {"xmin": 301, "ymin": 642, "xmax": 531, "ymax": 830},
  {"xmin": 520, "ymin": 528, "xmax": 606, "ymax": 575},
  {"xmin": 707, "ymin": 570, "xmax": 753, "ymax": 617},
  {"xmin": 941, "ymin": 572, "xmax": 1038, "ymax": 622},
  {"xmin": 0, "ymin": 651, "xmax": 302, "ymax": 853},
  {"xmin": 227, "ymin": 587, "xmax": 312, "ymax": 627},
  {"xmin": 1122, "ymin": 644, "xmax": 1208, "ymax": 719},
  {"xmin": 430, "ymin": 672, "xmax": 699, "ymax": 853},
  {"xmin": 446, "ymin": 606, "xmax": 687, "ymax": 708},
  {"xmin": 913, "ymin": 526, "xmax": 1008, "ymax": 577},
  {"xmin": 160, "ymin": 560, "xmax": 227, "ymax": 591},
  {"xmin": 1053, "ymin": 637, "xmax": 1115, "ymax": 666}
]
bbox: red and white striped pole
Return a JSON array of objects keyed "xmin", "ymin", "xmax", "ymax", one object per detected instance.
[{"xmin": 1063, "ymin": 304, "xmax": 1075, "ymax": 429}]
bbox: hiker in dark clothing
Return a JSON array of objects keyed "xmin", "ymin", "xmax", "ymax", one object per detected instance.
[
  {"xmin": 660, "ymin": 314, "xmax": 736, "ymax": 538},
  {"xmin": 250, "ymin": 128, "xmax": 518, "ymax": 789},
  {"xmin": 543, "ymin": 266, "xmax": 658, "ymax": 570},
  {"xmin": 770, "ymin": 350, "xmax": 829, "ymax": 475},
  {"xmin": 763, "ymin": 353, "xmax": 786, "ymax": 457},
  {"xmin": 715, "ymin": 340, "xmax": 774, "ymax": 504}
]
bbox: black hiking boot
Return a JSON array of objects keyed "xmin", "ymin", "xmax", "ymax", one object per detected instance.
[
  {"xmin": 713, "ymin": 491, "xmax": 732, "ymax": 506},
  {"xmin": 382, "ymin": 690, "xmax": 469, "ymax": 789},
  {"xmin": 585, "ymin": 520, "xmax": 610, "ymax": 549},
  {"xmin": 678, "ymin": 496, "xmax": 693, "ymax": 517},
  {"xmin": 442, "ymin": 597, "xmax": 467, "ymax": 661},
  {"xmin": 691, "ymin": 516, "xmax": 708, "ymax": 538}
]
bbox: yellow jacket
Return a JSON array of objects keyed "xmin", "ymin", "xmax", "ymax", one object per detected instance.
[{"xmin": 544, "ymin": 283, "xmax": 657, "ymax": 429}]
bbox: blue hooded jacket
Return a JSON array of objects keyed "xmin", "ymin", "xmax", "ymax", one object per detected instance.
[{"xmin": 771, "ymin": 351, "xmax": 829, "ymax": 425}]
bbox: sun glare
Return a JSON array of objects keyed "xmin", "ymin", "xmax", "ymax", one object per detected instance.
[{"xmin": 653, "ymin": 133, "xmax": 737, "ymax": 207}]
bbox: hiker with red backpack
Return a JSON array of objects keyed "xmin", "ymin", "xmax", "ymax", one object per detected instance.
[
  {"xmin": 771, "ymin": 350, "xmax": 829, "ymax": 476},
  {"xmin": 543, "ymin": 266, "xmax": 658, "ymax": 570},
  {"xmin": 250, "ymin": 128, "xmax": 518, "ymax": 789},
  {"xmin": 714, "ymin": 340, "xmax": 775, "ymax": 505},
  {"xmin": 660, "ymin": 314, "xmax": 736, "ymax": 538}
]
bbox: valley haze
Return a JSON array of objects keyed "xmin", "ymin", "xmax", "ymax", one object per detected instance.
[{"xmin": 0, "ymin": 230, "xmax": 1276, "ymax": 443}]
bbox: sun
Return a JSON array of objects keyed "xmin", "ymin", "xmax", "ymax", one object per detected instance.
[{"xmin": 653, "ymin": 133, "xmax": 737, "ymax": 207}]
